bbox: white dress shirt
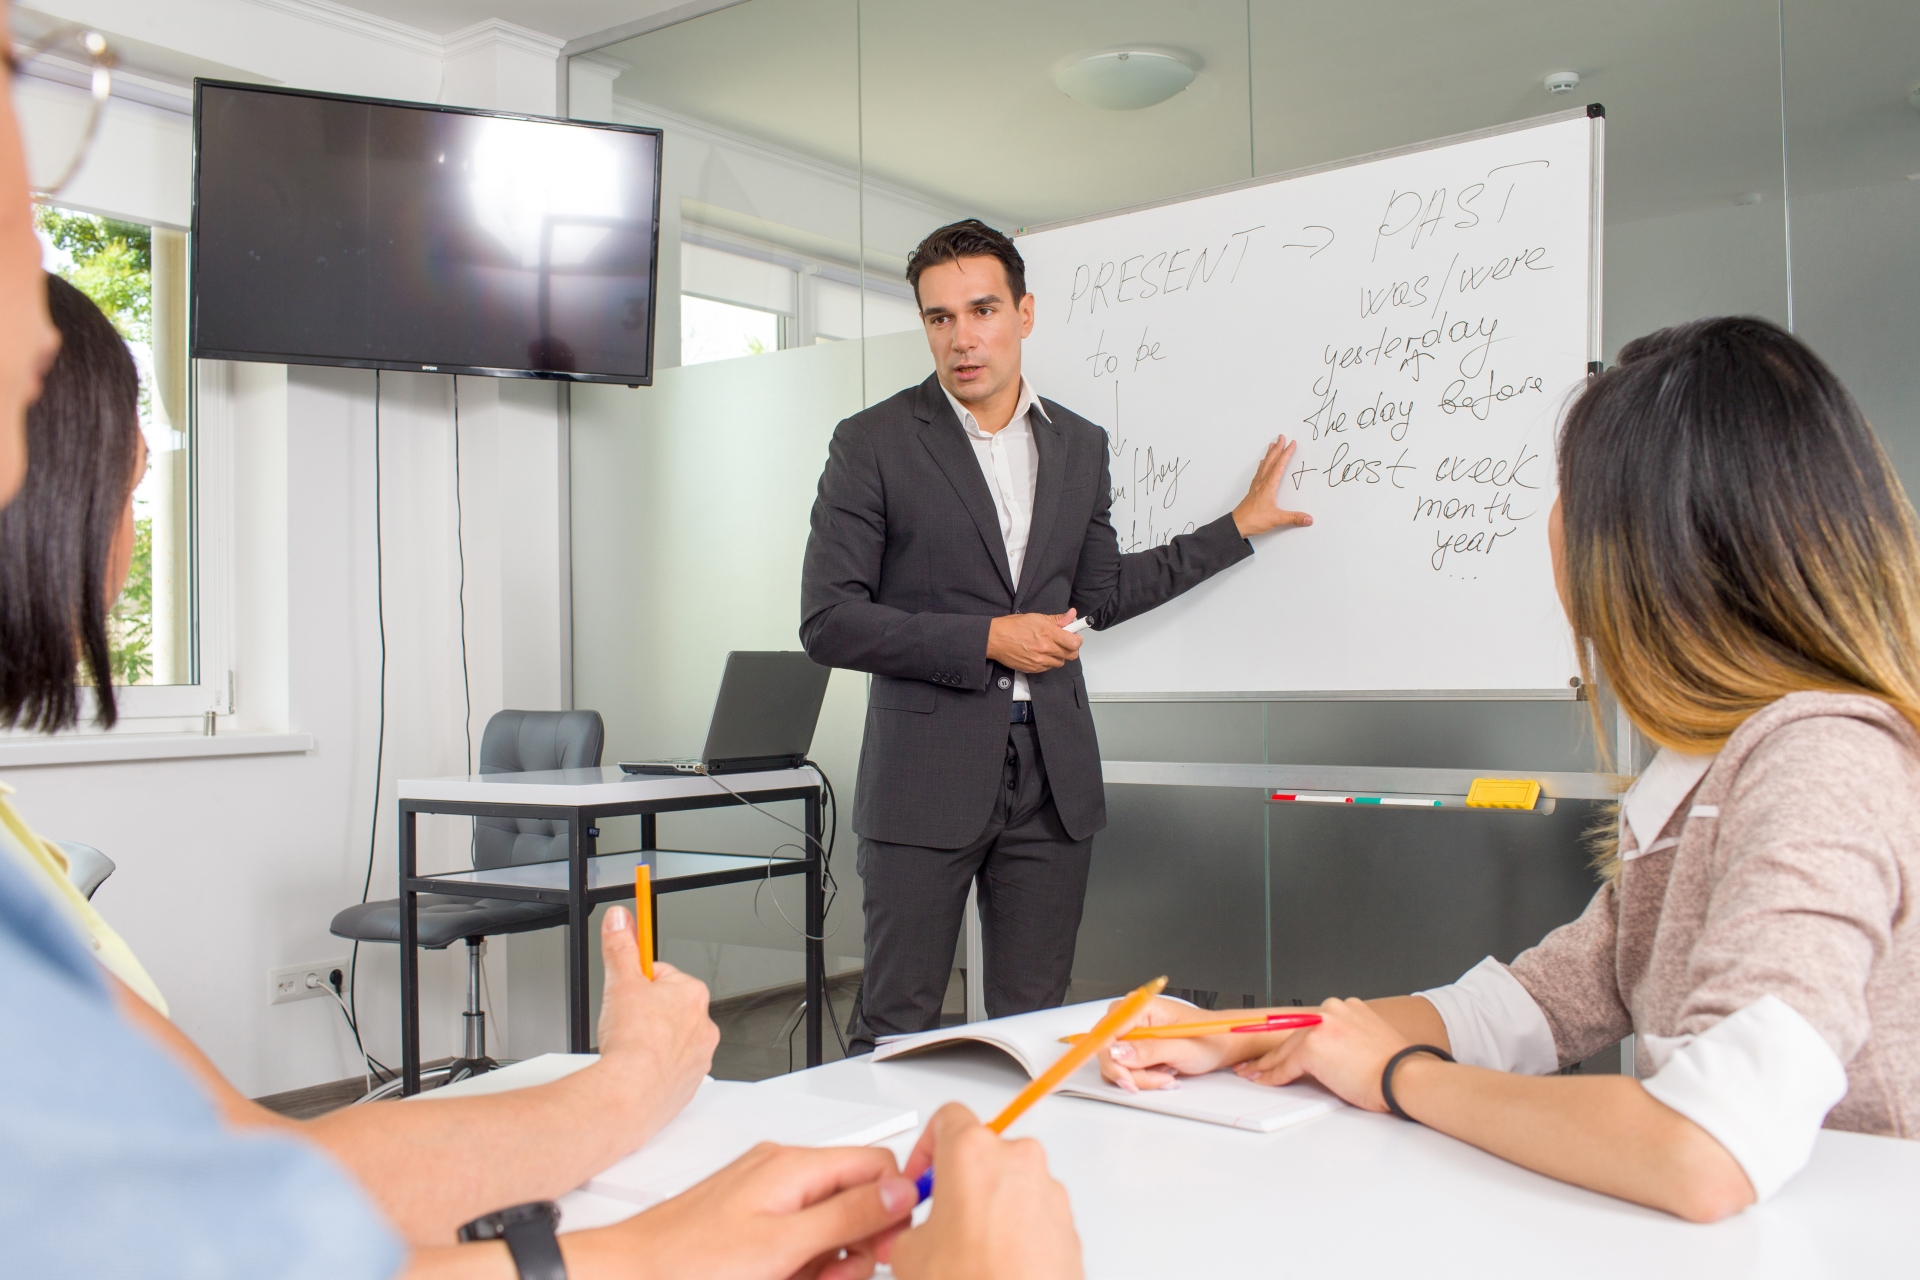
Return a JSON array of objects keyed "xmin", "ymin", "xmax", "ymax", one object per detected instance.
[{"xmin": 942, "ymin": 378, "xmax": 1049, "ymax": 701}]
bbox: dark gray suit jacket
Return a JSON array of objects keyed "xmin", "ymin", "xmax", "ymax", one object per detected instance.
[{"xmin": 800, "ymin": 374, "xmax": 1253, "ymax": 849}]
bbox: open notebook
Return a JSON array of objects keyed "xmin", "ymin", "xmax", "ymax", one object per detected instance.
[
  {"xmin": 584, "ymin": 1078, "xmax": 918, "ymax": 1208},
  {"xmin": 417, "ymin": 1055, "xmax": 919, "ymax": 1232},
  {"xmin": 556, "ymin": 1078, "xmax": 918, "ymax": 1231},
  {"xmin": 873, "ymin": 1001, "xmax": 1342, "ymax": 1134}
]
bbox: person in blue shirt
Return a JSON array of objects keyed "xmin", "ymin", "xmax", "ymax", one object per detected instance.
[{"xmin": 0, "ymin": 840, "xmax": 407, "ymax": 1277}]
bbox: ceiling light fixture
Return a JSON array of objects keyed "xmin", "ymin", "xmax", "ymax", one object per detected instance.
[{"xmin": 1056, "ymin": 50, "xmax": 1196, "ymax": 111}]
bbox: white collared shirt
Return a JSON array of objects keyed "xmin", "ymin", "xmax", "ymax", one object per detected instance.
[
  {"xmin": 1620, "ymin": 747, "xmax": 1717, "ymax": 861},
  {"xmin": 942, "ymin": 377, "xmax": 1050, "ymax": 701}
]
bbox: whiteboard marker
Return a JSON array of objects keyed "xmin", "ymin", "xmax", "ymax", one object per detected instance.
[
  {"xmin": 1062, "ymin": 617, "xmax": 1092, "ymax": 634},
  {"xmin": 1270, "ymin": 792, "xmax": 1445, "ymax": 808}
]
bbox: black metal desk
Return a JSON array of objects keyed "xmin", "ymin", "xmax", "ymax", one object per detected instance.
[{"xmin": 395, "ymin": 766, "xmax": 825, "ymax": 1095}]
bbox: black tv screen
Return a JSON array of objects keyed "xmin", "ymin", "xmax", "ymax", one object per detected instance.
[{"xmin": 191, "ymin": 81, "xmax": 662, "ymax": 385}]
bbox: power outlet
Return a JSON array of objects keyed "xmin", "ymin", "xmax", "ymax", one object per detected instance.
[{"xmin": 269, "ymin": 959, "xmax": 349, "ymax": 1006}]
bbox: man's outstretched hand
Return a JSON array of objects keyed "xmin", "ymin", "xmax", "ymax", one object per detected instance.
[{"xmin": 1231, "ymin": 434, "xmax": 1313, "ymax": 538}]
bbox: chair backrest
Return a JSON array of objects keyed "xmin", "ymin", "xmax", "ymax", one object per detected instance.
[
  {"xmin": 54, "ymin": 841, "xmax": 115, "ymax": 900},
  {"xmin": 474, "ymin": 709, "xmax": 605, "ymax": 870}
]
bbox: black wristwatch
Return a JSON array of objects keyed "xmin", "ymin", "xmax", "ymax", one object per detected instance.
[{"xmin": 457, "ymin": 1200, "xmax": 566, "ymax": 1280}]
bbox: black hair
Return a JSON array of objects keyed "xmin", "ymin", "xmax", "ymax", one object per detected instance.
[
  {"xmin": 905, "ymin": 219, "xmax": 1027, "ymax": 306},
  {"xmin": 1557, "ymin": 313, "xmax": 1920, "ymax": 764},
  {"xmin": 0, "ymin": 274, "xmax": 142, "ymax": 731}
]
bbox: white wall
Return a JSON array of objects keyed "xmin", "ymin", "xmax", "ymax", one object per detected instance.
[
  {"xmin": 5, "ymin": 0, "xmax": 578, "ymax": 1094},
  {"xmin": 1602, "ymin": 181, "xmax": 1920, "ymax": 488}
]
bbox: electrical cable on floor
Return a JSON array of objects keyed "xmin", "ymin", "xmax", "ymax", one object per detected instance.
[
  {"xmin": 823, "ymin": 981, "xmax": 848, "ymax": 1059},
  {"xmin": 348, "ymin": 369, "xmax": 390, "ymax": 1076}
]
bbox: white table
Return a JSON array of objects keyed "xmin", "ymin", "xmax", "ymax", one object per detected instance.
[
  {"xmin": 780, "ymin": 1047, "xmax": 1917, "ymax": 1278},
  {"xmin": 392, "ymin": 766, "xmax": 827, "ymax": 1093},
  {"xmin": 448, "ymin": 1048, "xmax": 1917, "ymax": 1278}
]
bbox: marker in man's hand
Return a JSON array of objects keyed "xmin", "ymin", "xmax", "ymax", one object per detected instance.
[{"xmin": 1061, "ymin": 617, "xmax": 1091, "ymax": 635}]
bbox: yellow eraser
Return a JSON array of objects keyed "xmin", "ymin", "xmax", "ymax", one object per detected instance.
[{"xmin": 1466, "ymin": 778, "xmax": 1541, "ymax": 810}]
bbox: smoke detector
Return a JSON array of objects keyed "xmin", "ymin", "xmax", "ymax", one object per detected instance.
[
  {"xmin": 1545, "ymin": 70, "xmax": 1581, "ymax": 95},
  {"xmin": 1056, "ymin": 50, "xmax": 1197, "ymax": 111}
]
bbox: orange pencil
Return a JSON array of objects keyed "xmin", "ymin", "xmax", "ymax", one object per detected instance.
[
  {"xmin": 634, "ymin": 864, "xmax": 654, "ymax": 980},
  {"xmin": 986, "ymin": 975, "xmax": 1167, "ymax": 1134}
]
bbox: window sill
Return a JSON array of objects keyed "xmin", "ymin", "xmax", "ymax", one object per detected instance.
[{"xmin": 0, "ymin": 731, "xmax": 315, "ymax": 769}]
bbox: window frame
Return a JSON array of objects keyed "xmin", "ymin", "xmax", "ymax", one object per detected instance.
[
  {"xmin": 679, "ymin": 228, "xmax": 920, "ymax": 352},
  {"xmin": 61, "ymin": 354, "xmax": 231, "ymax": 731}
]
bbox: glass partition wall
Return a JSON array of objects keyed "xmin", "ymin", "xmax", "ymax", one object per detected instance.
[{"xmin": 564, "ymin": 0, "xmax": 1916, "ymax": 1062}]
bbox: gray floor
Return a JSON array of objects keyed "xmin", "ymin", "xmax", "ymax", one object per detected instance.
[{"xmin": 708, "ymin": 970, "xmax": 865, "ymax": 1081}]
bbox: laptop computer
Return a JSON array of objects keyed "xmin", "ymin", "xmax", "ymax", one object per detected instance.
[{"xmin": 618, "ymin": 651, "xmax": 832, "ymax": 776}]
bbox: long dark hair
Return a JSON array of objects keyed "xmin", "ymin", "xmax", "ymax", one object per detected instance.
[
  {"xmin": 1560, "ymin": 314, "xmax": 1920, "ymax": 779},
  {"xmin": 0, "ymin": 274, "xmax": 142, "ymax": 730}
]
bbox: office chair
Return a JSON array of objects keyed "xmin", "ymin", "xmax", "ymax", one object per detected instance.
[
  {"xmin": 330, "ymin": 709, "xmax": 605, "ymax": 1100},
  {"xmin": 55, "ymin": 841, "xmax": 115, "ymax": 900}
]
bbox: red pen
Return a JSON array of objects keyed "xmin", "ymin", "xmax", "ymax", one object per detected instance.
[
  {"xmin": 1230, "ymin": 1013, "xmax": 1323, "ymax": 1033},
  {"xmin": 1061, "ymin": 1012, "xmax": 1322, "ymax": 1044}
]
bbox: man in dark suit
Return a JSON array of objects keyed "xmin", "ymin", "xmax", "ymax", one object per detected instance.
[{"xmin": 801, "ymin": 220, "xmax": 1309, "ymax": 1051}]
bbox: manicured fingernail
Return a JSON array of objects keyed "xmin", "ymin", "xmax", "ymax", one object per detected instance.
[
  {"xmin": 879, "ymin": 1177, "xmax": 917, "ymax": 1214},
  {"xmin": 607, "ymin": 906, "xmax": 629, "ymax": 931},
  {"xmin": 1110, "ymin": 1043, "xmax": 1133, "ymax": 1063},
  {"xmin": 1118, "ymin": 1073, "xmax": 1138, "ymax": 1093}
]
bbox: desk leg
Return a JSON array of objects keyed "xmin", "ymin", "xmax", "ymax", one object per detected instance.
[
  {"xmin": 568, "ymin": 809, "xmax": 592, "ymax": 1052},
  {"xmin": 400, "ymin": 806, "xmax": 421, "ymax": 1096},
  {"xmin": 640, "ymin": 813, "xmax": 656, "ymax": 851},
  {"xmin": 806, "ymin": 788, "xmax": 825, "ymax": 1067}
]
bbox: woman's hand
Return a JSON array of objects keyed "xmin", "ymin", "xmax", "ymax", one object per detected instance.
[
  {"xmin": 1233, "ymin": 997, "xmax": 1412, "ymax": 1111},
  {"xmin": 891, "ymin": 1104, "xmax": 1083, "ymax": 1280},
  {"xmin": 1094, "ymin": 997, "xmax": 1280, "ymax": 1092}
]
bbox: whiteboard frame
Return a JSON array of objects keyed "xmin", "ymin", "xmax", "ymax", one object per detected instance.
[{"xmin": 1020, "ymin": 105, "xmax": 1607, "ymax": 703}]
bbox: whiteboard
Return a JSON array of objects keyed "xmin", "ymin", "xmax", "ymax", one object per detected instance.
[{"xmin": 1018, "ymin": 109, "xmax": 1601, "ymax": 698}]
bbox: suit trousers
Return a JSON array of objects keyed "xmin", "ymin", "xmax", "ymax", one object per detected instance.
[{"xmin": 848, "ymin": 722, "xmax": 1094, "ymax": 1055}]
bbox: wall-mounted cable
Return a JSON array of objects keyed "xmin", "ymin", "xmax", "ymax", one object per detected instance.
[{"xmin": 348, "ymin": 369, "xmax": 390, "ymax": 1069}]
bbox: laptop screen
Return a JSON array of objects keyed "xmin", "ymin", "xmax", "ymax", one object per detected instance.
[{"xmin": 700, "ymin": 652, "xmax": 832, "ymax": 767}]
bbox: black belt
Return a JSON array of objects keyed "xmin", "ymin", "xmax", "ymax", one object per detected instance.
[{"xmin": 1009, "ymin": 701, "xmax": 1035, "ymax": 724}]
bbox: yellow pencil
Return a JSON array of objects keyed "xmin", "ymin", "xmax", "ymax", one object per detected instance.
[
  {"xmin": 987, "ymin": 975, "xmax": 1167, "ymax": 1134},
  {"xmin": 634, "ymin": 864, "xmax": 654, "ymax": 980}
]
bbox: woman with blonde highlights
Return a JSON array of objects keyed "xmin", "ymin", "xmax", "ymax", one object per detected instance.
[{"xmin": 1099, "ymin": 316, "xmax": 1920, "ymax": 1221}]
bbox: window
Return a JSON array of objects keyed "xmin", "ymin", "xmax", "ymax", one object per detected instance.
[
  {"xmin": 811, "ymin": 276, "xmax": 922, "ymax": 343},
  {"xmin": 682, "ymin": 294, "xmax": 782, "ymax": 365},
  {"xmin": 678, "ymin": 233, "xmax": 923, "ymax": 365},
  {"xmin": 36, "ymin": 205, "xmax": 211, "ymax": 722}
]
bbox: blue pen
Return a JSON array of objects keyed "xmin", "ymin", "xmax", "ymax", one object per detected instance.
[{"xmin": 914, "ymin": 1170, "xmax": 934, "ymax": 1204}]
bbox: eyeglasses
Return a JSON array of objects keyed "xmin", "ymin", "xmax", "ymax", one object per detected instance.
[{"xmin": 6, "ymin": 24, "xmax": 114, "ymax": 198}]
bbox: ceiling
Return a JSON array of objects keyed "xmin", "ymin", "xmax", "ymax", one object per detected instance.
[
  {"xmin": 584, "ymin": 0, "xmax": 1920, "ymax": 229},
  {"xmin": 353, "ymin": 0, "xmax": 685, "ymax": 42}
]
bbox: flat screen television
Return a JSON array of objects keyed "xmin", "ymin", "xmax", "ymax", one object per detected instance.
[{"xmin": 191, "ymin": 81, "xmax": 662, "ymax": 385}]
